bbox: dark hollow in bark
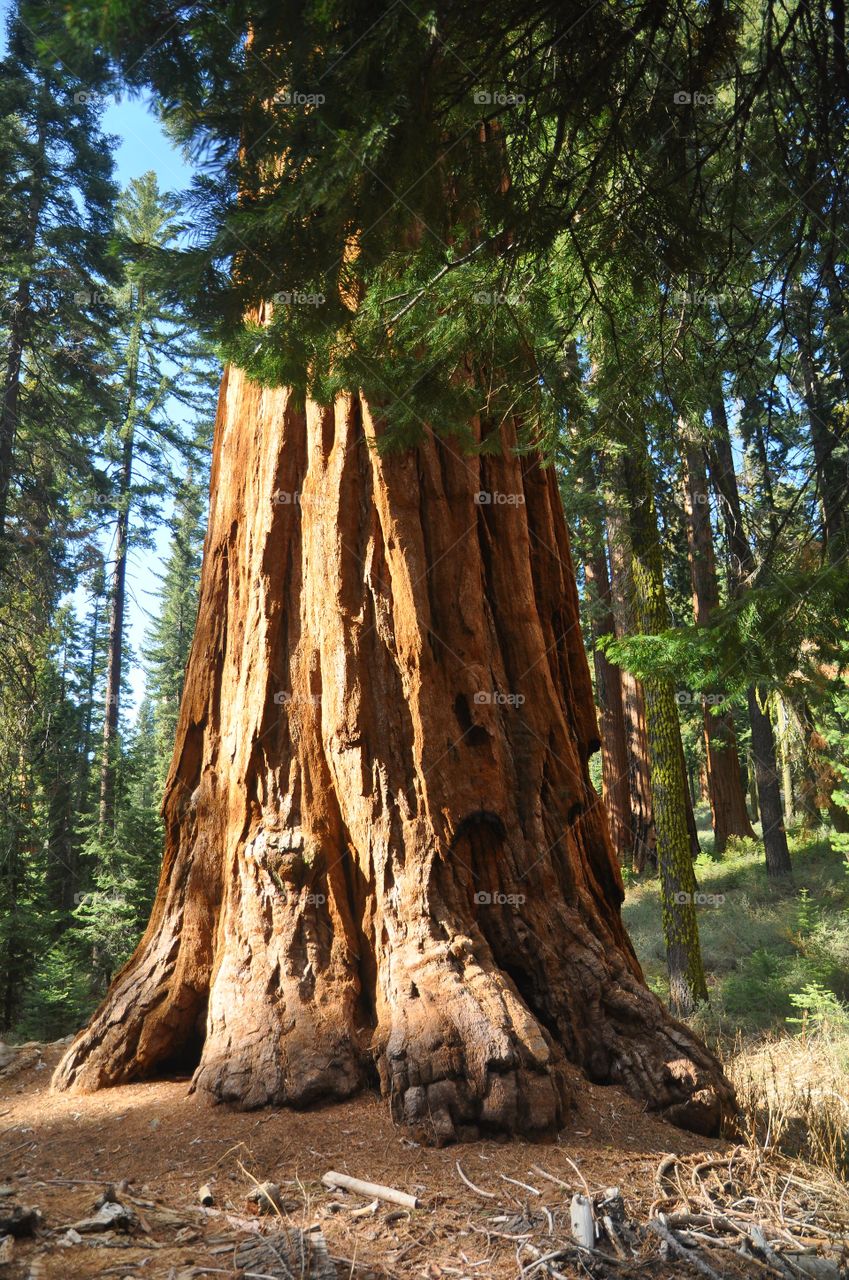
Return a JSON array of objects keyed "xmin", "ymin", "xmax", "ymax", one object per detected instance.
[{"xmin": 53, "ymin": 373, "xmax": 735, "ymax": 1142}]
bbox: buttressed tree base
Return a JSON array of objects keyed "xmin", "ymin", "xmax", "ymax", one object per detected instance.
[{"xmin": 53, "ymin": 367, "xmax": 734, "ymax": 1143}]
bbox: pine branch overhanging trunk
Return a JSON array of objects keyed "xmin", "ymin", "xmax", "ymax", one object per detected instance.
[{"xmin": 53, "ymin": 370, "xmax": 734, "ymax": 1140}]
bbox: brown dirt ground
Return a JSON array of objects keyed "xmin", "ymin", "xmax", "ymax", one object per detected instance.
[{"xmin": 0, "ymin": 1041, "xmax": 777, "ymax": 1279}]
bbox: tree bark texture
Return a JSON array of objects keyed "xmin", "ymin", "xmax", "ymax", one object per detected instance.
[
  {"xmin": 53, "ymin": 370, "xmax": 733, "ymax": 1140},
  {"xmin": 582, "ymin": 510, "xmax": 632, "ymax": 863}
]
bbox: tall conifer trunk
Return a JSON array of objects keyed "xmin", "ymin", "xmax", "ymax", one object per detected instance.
[
  {"xmin": 582, "ymin": 490, "xmax": 632, "ymax": 863},
  {"xmin": 681, "ymin": 430, "xmax": 754, "ymax": 852},
  {"xmin": 99, "ymin": 294, "xmax": 142, "ymax": 834},
  {"xmin": 615, "ymin": 428, "xmax": 708, "ymax": 1015},
  {"xmin": 605, "ymin": 505, "xmax": 657, "ymax": 871},
  {"xmin": 708, "ymin": 396, "xmax": 792, "ymax": 878},
  {"xmin": 54, "ymin": 371, "xmax": 733, "ymax": 1139}
]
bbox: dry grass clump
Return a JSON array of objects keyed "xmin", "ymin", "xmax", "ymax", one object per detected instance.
[{"xmin": 723, "ymin": 1028, "xmax": 849, "ymax": 1178}]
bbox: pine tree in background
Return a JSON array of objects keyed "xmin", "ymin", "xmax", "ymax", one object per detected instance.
[
  {"xmin": 0, "ymin": 0, "xmax": 119, "ymax": 1029},
  {"xmin": 98, "ymin": 172, "xmax": 217, "ymax": 835},
  {"xmin": 144, "ymin": 429, "xmax": 210, "ymax": 788},
  {"xmin": 0, "ymin": 0, "xmax": 118, "ymax": 556}
]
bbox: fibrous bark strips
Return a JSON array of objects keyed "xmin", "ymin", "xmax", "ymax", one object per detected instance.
[{"xmin": 54, "ymin": 371, "xmax": 734, "ymax": 1142}]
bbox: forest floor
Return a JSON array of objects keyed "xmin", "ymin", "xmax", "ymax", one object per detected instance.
[
  {"xmin": 1, "ymin": 1033, "xmax": 847, "ymax": 1278},
  {"xmin": 1, "ymin": 824, "xmax": 848, "ymax": 1279},
  {"xmin": 0, "ymin": 1038, "xmax": 731, "ymax": 1280}
]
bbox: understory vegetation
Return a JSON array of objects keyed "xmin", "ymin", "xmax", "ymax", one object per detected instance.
[{"xmin": 625, "ymin": 818, "xmax": 849, "ymax": 1173}]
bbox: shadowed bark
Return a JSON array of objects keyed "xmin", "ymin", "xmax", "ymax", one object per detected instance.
[{"xmin": 54, "ymin": 370, "xmax": 733, "ymax": 1141}]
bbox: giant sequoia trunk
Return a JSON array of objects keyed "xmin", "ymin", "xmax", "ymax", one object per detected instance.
[{"xmin": 54, "ymin": 370, "xmax": 733, "ymax": 1140}]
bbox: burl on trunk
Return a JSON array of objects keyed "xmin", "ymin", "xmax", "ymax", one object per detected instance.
[{"xmin": 54, "ymin": 368, "xmax": 733, "ymax": 1142}]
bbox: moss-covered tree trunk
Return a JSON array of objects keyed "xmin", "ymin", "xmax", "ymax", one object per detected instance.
[
  {"xmin": 52, "ymin": 370, "xmax": 732, "ymax": 1139},
  {"xmin": 618, "ymin": 427, "xmax": 708, "ymax": 1015}
]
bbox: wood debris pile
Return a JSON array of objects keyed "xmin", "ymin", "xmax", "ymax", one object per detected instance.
[{"xmin": 0, "ymin": 1145, "xmax": 846, "ymax": 1278}]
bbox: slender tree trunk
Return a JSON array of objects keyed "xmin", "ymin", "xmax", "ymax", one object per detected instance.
[
  {"xmin": 775, "ymin": 695, "xmax": 794, "ymax": 825},
  {"xmin": 792, "ymin": 287, "xmax": 848, "ymax": 561},
  {"xmin": 77, "ymin": 591, "xmax": 101, "ymax": 822},
  {"xmin": 748, "ymin": 749, "xmax": 759, "ymax": 823},
  {"xmin": 53, "ymin": 371, "xmax": 733, "ymax": 1139},
  {"xmin": 1, "ymin": 759, "xmax": 27, "ymax": 1029},
  {"xmin": 679, "ymin": 732, "xmax": 702, "ymax": 860},
  {"xmin": 708, "ymin": 394, "xmax": 792, "ymax": 877},
  {"xmin": 614, "ymin": 431, "xmax": 708, "ymax": 1015},
  {"xmin": 99, "ymin": 304, "xmax": 142, "ymax": 835},
  {"xmin": 582, "ymin": 493, "xmax": 632, "ymax": 863},
  {"xmin": 0, "ymin": 283, "xmax": 30, "ymax": 549},
  {"xmin": 605, "ymin": 505, "xmax": 657, "ymax": 871},
  {"xmin": 680, "ymin": 431, "xmax": 754, "ymax": 852},
  {"xmin": 747, "ymin": 688, "xmax": 792, "ymax": 876}
]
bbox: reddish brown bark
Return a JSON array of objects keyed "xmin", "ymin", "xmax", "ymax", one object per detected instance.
[
  {"xmin": 53, "ymin": 371, "xmax": 733, "ymax": 1140},
  {"xmin": 605, "ymin": 507, "xmax": 656, "ymax": 871},
  {"xmin": 681, "ymin": 435, "xmax": 754, "ymax": 853}
]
